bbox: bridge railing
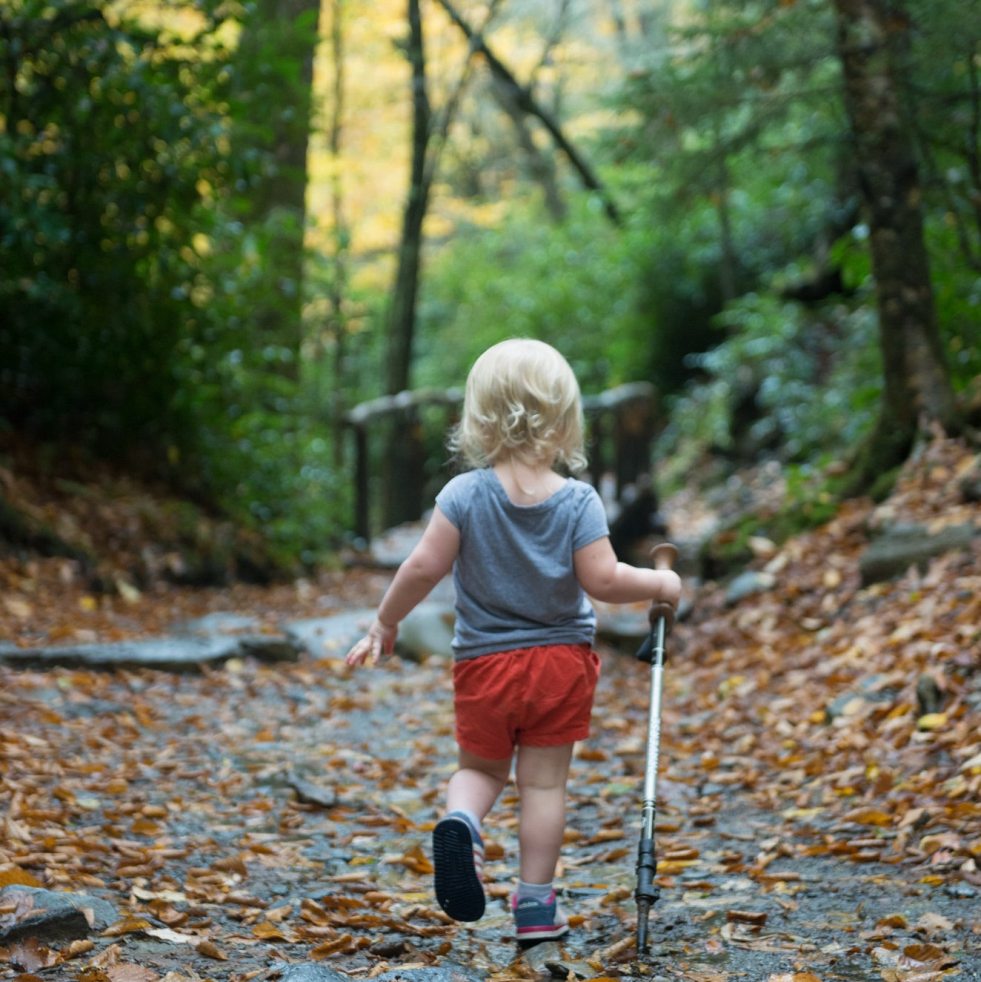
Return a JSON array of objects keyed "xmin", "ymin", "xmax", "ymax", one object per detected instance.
[{"xmin": 345, "ymin": 381, "xmax": 655, "ymax": 544}]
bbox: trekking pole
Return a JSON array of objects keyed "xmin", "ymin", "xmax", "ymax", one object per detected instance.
[{"xmin": 634, "ymin": 542, "xmax": 678, "ymax": 955}]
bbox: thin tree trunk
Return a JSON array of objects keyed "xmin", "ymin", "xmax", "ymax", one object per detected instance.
[
  {"xmin": 385, "ymin": 0, "xmax": 431, "ymax": 399},
  {"xmin": 383, "ymin": 0, "xmax": 431, "ymax": 525},
  {"xmin": 327, "ymin": 0, "xmax": 350, "ymax": 464},
  {"xmin": 832, "ymin": 0, "xmax": 962, "ymax": 489}
]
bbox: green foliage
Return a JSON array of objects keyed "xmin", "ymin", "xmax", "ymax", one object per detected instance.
[
  {"xmin": 610, "ymin": 0, "xmax": 978, "ymax": 489},
  {"xmin": 0, "ymin": 0, "xmax": 346, "ymax": 564},
  {"xmin": 0, "ymin": 0, "xmax": 229, "ymax": 448},
  {"xmin": 655, "ymin": 284, "xmax": 881, "ymax": 488},
  {"xmin": 416, "ymin": 196, "xmax": 657, "ymax": 394}
]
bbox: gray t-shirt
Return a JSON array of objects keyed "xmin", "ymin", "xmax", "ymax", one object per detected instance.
[{"xmin": 435, "ymin": 468, "xmax": 609, "ymax": 661}]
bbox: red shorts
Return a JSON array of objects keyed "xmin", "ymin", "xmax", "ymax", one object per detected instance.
[{"xmin": 453, "ymin": 643, "xmax": 601, "ymax": 760}]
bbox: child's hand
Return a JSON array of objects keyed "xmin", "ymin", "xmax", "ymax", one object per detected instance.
[
  {"xmin": 656, "ymin": 570, "xmax": 682, "ymax": 608},
  {"xmin": 344, "ymin": 618, "xmax": 397, "ymax": 667},
  {"xmin": 648, "ymin": 570, "xmax": 682, "ymax": 631}
]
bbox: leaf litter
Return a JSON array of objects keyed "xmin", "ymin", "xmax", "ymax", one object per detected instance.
[{"xmin": 0, "ymin": 436, "xmax": 978, "ymax": 980}]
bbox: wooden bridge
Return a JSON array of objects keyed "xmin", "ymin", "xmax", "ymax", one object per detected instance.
[{"xmin": 345, "ymin": 382, "xmax": 657, "ymax": 544}]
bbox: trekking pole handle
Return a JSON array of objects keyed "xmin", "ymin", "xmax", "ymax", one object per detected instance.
[
  {"xmin": 651, "ymin": 542, "xmax": 678, "ymax": 570},
  {"xmin": 648, "ymin": 543, "xmax": 678, "ymax": 628}
]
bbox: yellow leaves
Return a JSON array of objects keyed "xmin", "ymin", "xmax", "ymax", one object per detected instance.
[
  {"xmin": 0, "ymin": 868, "xmax": 43, "ymax": 888},
  {"xmin": 390, "ymin": 843, "xmax": 433, "ymax": 875},
  {"xmin": 840, "ymin": 806, "xmax": 893, "ymax": 827},
  {"xmin": 129, "ymin": 818, "xmax": 162, "ymax": 837},
  {"xmin": 310, "ymin": 934, "xmax": 358, "ymax": 959},
  {"xmin": 916, "ymin": 712, "xmax": 947, "ymax": 731},
  {"xmin": 102, "ymin": 917, "xmax": 151, "ymax": 937},
  {"xmin": 252, "ymin": 920, "xmax": 290, "ymax": 941}
]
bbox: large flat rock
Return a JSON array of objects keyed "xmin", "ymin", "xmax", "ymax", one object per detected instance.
[
  {"xmin": 0, "ymin": 886, "xmax": 117, "ymax": 943},
  {"xmin": 0, "ymin": 634, "xmax": 300, "ymax": 671}
]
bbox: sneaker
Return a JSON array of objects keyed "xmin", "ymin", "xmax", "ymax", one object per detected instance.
[
  {"xmin": 511, "ymin": 891, "xmax": 569, "ymax": 944},
  {"xmin": 432, "ymin": 812, "xmax": 485, "ymax": 922}
]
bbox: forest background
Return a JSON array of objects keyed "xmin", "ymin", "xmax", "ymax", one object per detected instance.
[{"xmin": 1, "ymin": 0, "xmax": 979, "ymax": 574}]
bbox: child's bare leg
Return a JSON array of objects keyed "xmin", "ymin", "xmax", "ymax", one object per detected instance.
[
  {"xmin": 434, "ymin": 749, "xmax": 510, "ymax": 922},
  {"xmin": 446, "ymin": 748, "xmax": 512, "ymax": 822},
  {"xmin": 515, "ymin": 742, "xmax": 574, "ymax": 883}
]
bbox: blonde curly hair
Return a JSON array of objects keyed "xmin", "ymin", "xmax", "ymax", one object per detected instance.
[{"xmin": 449, "ymin": 338, "xmax": 587, "ymax": 473}]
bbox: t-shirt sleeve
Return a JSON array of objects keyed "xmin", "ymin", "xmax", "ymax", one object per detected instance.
[
  {"xmin": 572, "ymin": 483, "xmax": 610, "ymax": 551},
  {"xmin": 435, "ymin": 473, "xmax": 468, "ymax": 532}
]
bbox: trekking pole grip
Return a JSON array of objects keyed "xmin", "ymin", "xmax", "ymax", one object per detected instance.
[{"xmin": 648, "ymin": 542, "xmax": 678, "ymax": 627}]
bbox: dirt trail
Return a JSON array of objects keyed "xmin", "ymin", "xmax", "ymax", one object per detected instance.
[{"xmin": 1, "ymin": 437, "xmax": 979, "ymax": 980}]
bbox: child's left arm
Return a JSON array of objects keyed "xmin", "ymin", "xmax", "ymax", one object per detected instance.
[{"xmin": 344, "ymin": 506, "xmax": 460, "ymax": 667}]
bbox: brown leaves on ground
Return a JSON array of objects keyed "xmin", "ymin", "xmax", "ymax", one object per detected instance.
[{"xmin": 0, "ymin": 436, "xmax": 978, "ymax": 979}]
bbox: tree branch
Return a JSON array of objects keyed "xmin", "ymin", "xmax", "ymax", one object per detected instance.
[{"xmin": 433, "ymin": 0, "xmax": 621, "ymax": 225}]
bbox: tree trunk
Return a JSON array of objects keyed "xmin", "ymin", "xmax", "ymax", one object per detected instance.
[
  {"xmin": 386, "ymin": 0, "xmax": 431, "ymax": 399},
  {"xmin": 327, "ymin": 0, "xmax": 350, "ymax": 465},
  {"xmin": 832, "ymin": 0, "xmax": 962, "ymax": 490},
  {"xmin": 384, "ymin": 0, "xmax": 432, "ymax": 525}
]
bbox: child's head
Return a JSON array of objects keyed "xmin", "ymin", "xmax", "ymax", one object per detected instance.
[{"xmin": 451, "ymin": 338, "xmax": 587, "ymax": 472}]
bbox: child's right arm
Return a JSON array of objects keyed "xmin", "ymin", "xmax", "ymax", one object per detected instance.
[
  {"xmin": 345, "ymin": 506, "xmax": 460, "ymax": 667},
  {"xmin": 574, "ymin": 536, "xmax": 681, "ymax": 608}
]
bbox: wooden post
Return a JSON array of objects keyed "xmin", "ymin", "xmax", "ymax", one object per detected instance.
[{"xmin": 353, "ymin": 423, "xmax": 369, "ymax": 543}]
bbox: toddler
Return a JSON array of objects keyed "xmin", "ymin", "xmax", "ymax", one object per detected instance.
[{"xmin": 345, "ymin": 338, "xmax": 681, "ymax": 943}]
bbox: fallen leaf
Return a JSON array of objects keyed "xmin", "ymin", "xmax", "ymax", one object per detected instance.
[
  {"xmin": 195, "ymin": 940, "xmax": 227, "ymax": 960},
  {"xmin": 76, "ymin": 971, "xmax": 112, "ymax": 982},
  {"xmin": 903, "ymin": 942, "xmax": 946, "ymax": 963},
  {"xmin": 726, "ymin": 909, "xmax": 768, "ymax": 927},
  {"xmin": 60, "ymin": 939, "xmax": 95, "ymax": 960},
  {"xmin": 107, "ymin": 965, "xmax": 159, "ymax": 982},
  {"xmin": 310, "ymin": 934, "xmax": 356, "ymax": 958},
  {"xmin": 252, "ymin": 921, "xmax": 289, "ymax": 941},
  {"xmin": 841, "ymin": 807, "xmax": 893, "ymax": 827},
  {"xmin": 144, "ymin": 928, "xmax": 197, "ymax": 945},
  {"xmin": 913, "ymin": 912, "xmax": 955, "ymax": 935},
  {"xmin": 102, "ymin": 917, "xmax": 151, "ymax": 937},
  {"xmin": 8, "ymin": 938, "xmax": 57, "ymax": 971}
]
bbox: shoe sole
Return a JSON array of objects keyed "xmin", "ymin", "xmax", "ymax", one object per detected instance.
[
  {"xmin": 516, "ymin": 923, "xmax": 570, "ymax": 946},
  {"xmin": 432, "ymin": 817, "xmax": 485, "ymax": 922}
]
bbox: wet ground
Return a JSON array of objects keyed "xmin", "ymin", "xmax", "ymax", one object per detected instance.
[{"xmin": 1, "ymin": 633, "xmax": 978, "ymax": 981}]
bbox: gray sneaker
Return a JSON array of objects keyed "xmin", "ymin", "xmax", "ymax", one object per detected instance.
[{"xmin": 511, "ymin": 891, "xmax": 569, "ymax": 944}]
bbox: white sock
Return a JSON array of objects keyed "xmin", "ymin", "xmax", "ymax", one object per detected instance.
[
  {"xmin": 450, "ymin": 808, "xmax": 482, "ymax": 838},
  {"xmin": 517, "ymin": 879, "xmax": 553, "ymax": 902}
]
